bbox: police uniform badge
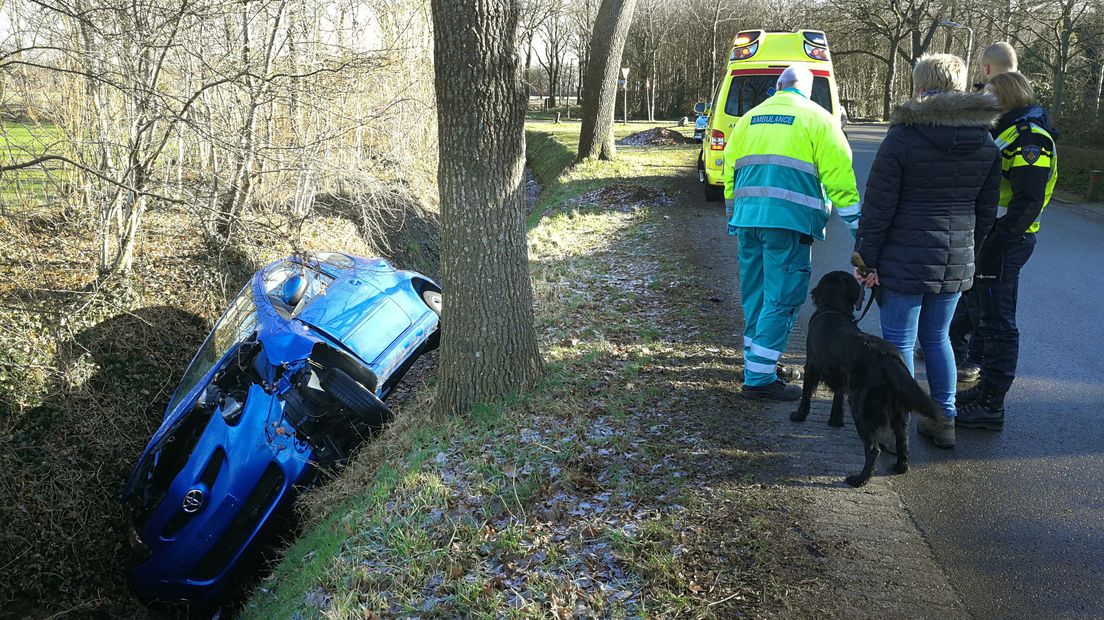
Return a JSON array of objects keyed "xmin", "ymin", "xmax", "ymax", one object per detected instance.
[{"xmin": 1021, "ymin": 144, "xmax": 1041, "ymax": 164}]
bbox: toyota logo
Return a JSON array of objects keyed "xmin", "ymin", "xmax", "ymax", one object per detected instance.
[{"xmin": 182, "ymin": 489, "xmax": 205, "ymax": 513}]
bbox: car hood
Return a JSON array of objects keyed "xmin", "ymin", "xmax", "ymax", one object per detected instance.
[{"xmin": 295, "ymin": 276, "xmax": 412, "ymax": 365}]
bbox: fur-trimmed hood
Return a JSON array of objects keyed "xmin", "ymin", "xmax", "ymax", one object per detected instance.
[
  {"xmin": 891, "ymin": 91, "xmax": 1002, "ymax": 128},
  {"xmin": 890, "ymin": 91, "xmax": 1002, "ymax": 155}
]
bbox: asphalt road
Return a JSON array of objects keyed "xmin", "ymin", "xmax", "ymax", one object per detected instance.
[{"xmin": 811, "ymin": 124, "xmax": 1104, "ymax": 620}]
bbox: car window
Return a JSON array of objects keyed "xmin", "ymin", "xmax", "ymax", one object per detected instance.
[
  {"xmin": 167, "ymin": 290, "xmax": 259, "ymax": 413},
  {"xmin": 263, "ymin": 261, "xmax": 335, "ymax": 313},
  {"xmin": 724, "ymin": 75, "xmax": 833, "ymax": 117}
]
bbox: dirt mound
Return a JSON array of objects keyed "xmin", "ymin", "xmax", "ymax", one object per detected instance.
[
  {"xmin": 618, "ymin": 127, "xmax": 695, "ymax": 147},
  {"xmin": 572, "ymin": 182, "xmax": 674, "ymax": 211}
]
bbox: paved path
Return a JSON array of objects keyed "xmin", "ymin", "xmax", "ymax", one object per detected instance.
[
  {"xmin": 687, "ymin": 123, "xmax": 1104, "ymax": 618},
  {"xmin": 820, "ymin": 124, "xmax": 1104, "ymax": 620}
]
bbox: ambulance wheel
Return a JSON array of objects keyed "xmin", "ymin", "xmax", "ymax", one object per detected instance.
[{"xmin": 703, "ymin": 182, "xmax": 723, "ymax": 203}]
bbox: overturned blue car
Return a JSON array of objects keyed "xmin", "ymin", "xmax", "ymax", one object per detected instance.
[{"xmin": 120, "ymin": 252, "xmax": 441, "ymax": 610}]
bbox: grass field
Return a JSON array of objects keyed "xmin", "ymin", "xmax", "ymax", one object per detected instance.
[{"xmin": 0, "ymin": 121, "xmax": 66, "ymax": 207}]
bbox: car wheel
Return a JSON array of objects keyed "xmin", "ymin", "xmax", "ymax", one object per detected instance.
[
  {"xmin": 321, "ymin": 368, "xmax": 392, "ymax": 430},
  {"xmin": 422, "ymin": 289, "xmax": 442, "ymax": 315}
]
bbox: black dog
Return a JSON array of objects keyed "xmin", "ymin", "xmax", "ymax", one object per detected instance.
[{"xmin": 791, "ymin": 271, "xmax": 942, "ymax": 487}]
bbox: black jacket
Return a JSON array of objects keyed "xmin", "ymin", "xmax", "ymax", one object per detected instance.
[{"xmin": 855, "ymin": 91, "xmax": 1002, "ymax": 294}]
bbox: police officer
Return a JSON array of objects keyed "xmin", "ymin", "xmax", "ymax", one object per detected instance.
[
  {"xmin": 955, "ymin": 71, "xmax": 1058, "ymax": 430},
  {"xmin": 951, "ymin": 42, "xmax": 1020, "ymax": 382},
  {"xmin": 723, "ymin": 65, "xmax": 861, "ymax": 401}
]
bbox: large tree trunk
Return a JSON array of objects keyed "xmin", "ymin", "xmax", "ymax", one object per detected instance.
[
  {"xmin": 577, "ymin": 0, "xmax": 637, "ymax": 161},
  {"xmin": 430, "ymin": 0, "xmax": 543, "ymax": 417}
]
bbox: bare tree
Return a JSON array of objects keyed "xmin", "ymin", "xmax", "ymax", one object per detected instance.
[{"xmin": 430, "ymin": 0, "xmax": 543, "ymax": 417}]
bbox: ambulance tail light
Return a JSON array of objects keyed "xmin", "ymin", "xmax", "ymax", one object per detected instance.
[{"xmin": 710, "ymin": 129, "xmax": 725, "ymax": 151}]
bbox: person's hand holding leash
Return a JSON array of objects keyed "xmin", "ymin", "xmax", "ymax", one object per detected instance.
[
  {"xmin": 854, "ymin": 267, "xmax": 879, "ymax": 288},
  {"xmin": 850, "ymin": 251, "xmax": 879, "ymax": 288}
]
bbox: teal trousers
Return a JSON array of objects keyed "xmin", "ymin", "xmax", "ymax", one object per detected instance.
[{"xmin": 737, "ymin": 227, "xmax": 812, "ymax": 386}]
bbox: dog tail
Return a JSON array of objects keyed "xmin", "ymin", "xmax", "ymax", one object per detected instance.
[{"xmin": 885, "ymin": 356, "xmax": 943, "ymax": 419}]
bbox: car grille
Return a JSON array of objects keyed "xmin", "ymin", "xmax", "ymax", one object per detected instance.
[
  {"xmin": 190, "ymin": 463, "xmax": 284, "ymax": 581},
  {"xmin": 161, "ymin": 448, "xmax": 224, "ymax": 538}
]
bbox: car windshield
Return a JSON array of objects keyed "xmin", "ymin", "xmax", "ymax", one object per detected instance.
[
  {"xmin": 724, "ymin": 75, "xmax": 833, "ymax": 117},
  {"xmin": 263, "ymin": 260, "xmax": 335, "ymax": 315},
  {"xmin": 167, "ymin": 289, "xmax": 259, "ymax": 413}
]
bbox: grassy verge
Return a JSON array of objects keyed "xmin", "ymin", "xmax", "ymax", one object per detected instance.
[
  {"xmin": 1057, "ymin": 144, "xmax": 1103, "ymax": 201},
  {"xmin": 244, "ymin": 124, "xmax": 819, "ymax": 618}
]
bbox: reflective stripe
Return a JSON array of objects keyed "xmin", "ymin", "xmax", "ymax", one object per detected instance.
[
  {"xmin": 836, "ymin": 203, "xmax": 861, "ymax": 217},
  {"xmin": 743, "ymin": 336, "xmax": 752, "ymax": 348},
  {"xmin": 732, "ymin": 154, "xmax": 818, "ymax": 177},
  {"xmin": 749, "ymin": 343, "xmax": 781, "ymax": 361},
  {"xmin": 995, "ymin": 136, "xmax": 1013, "ymax": 150},
  {"xmin": 745, "ymin": 360, "xmax": 777, "ymax": 374},
  {"xmin": 732, "ymin": 186, "xmax": 825, "ymax": 211}
]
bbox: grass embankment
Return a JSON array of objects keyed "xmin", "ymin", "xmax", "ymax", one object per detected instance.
[
  {"xmin": 1058, "ymin": 144, "xmax": 1103, "ymax": 202},
  {"xmin": 244, "ymin": 123, "xmax": 824, "ymax": 618}
]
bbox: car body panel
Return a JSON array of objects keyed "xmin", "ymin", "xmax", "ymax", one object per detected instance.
[
  {"xmin": 121, "ymin": 252, "xmax": 439, "ymax": 609},
  {"xmin": 700, "ymin": 30, "xmax": 842, "ymax": 189}
]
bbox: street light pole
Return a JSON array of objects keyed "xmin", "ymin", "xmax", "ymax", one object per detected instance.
[{"xmin": 940, "ymin": 20, "xmax": 975, "ymax": 69}]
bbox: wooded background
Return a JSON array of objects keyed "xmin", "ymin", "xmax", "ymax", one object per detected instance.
[{"xmin": 525, "ymin": 0, "xmax": 1104, "ymax": 138}]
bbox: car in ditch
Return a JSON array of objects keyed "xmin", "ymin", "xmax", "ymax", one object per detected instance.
[{"xmin": 120, "ymin": 252, "xmax": 441, "ymax": 611}]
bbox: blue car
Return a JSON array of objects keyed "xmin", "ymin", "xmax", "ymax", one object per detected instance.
[{"xmin": 120, "ymin": 252, "xmax": 441, "ymax": 610}]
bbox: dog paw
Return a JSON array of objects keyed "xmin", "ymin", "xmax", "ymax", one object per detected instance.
[
  {"xmin": 844, "ymin": 474, "xmax": 869, "ymax": 488},
  {"xmin": 790, "ymin": 410, "xmax": 807, "ymax": 422},
  {"xmin": 828, "ymin": 417, "xmax": 844, "ymax": 428},
  {"xmin": 892, "ymin": 462, "xmax": 909, "ymax": 475}
]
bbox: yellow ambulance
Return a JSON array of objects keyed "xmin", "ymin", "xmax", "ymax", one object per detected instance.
[{"xmin": 698, "ymin": 30, "xmax": 844, "ymax": 201}]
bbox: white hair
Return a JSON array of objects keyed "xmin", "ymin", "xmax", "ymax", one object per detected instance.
[{"xmin": 777, "ymin": 65, "xmax": 814, "ymax": 97}]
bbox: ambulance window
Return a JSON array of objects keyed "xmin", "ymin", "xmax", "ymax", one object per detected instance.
[
  {"xmin": 725, "ymin": 76, "xmax": 775, "ymax": 116},
  {"xmin": 725, "ymin": 75, "xmax": 835, "ymax": 116},
  {"xmin": 810, "ymin": 77, "xmax": 833, "ymax": 113}
]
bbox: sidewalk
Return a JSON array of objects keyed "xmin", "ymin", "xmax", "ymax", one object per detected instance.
[{"xmin": 660, "ymin": 192, "xmax": 972, "ymax": 619}]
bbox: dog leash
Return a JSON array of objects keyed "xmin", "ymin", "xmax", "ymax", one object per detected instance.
[
  {"xmin": 850, "ymin": 251, "xmax": 878, "ymax": 324},
  {"xmin": 854, "ymin": 285, "xmax": 877, "ymax": 324}
]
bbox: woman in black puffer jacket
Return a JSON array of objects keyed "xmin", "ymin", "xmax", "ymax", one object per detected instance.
[{"xmin": 854, "ymin": 53, "xmax": 1002, "ymax": 449}]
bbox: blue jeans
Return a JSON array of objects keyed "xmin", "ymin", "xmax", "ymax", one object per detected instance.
[{"xmin": 878, "ymin": 289, "xmax": 961, "ymax": 418}]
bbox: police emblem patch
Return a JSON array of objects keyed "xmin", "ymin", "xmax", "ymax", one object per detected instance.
[{"xmin": 1021, "ymin": 145, "xmax": 1041, "ymax": 164}]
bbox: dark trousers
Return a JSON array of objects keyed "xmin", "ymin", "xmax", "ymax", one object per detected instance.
[{"xmin": 972, "ymin": 233, "xmax": 1037, "ymax": 404}]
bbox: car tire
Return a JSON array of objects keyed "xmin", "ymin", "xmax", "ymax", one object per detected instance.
[
  {"xmin": 321, "ymin": 368, "xmax": 392, "ymax": 430},
  {"xmin": 422, "ymin": 289, "xmax": 442, "ymax": 315}
]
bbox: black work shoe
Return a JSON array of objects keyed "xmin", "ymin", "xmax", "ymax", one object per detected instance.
[
  {"xmin": 955, "ymin": 400, "xmax": 1005, "ymax": 431},
  {"xmin": 741, "ymin": 379, "xmax": 801, "ymax": 402},
  {"xmin": 955, "ymin": 384, "xmax": 982, "ymax": 406},
  {"xmin": 917, "ymin": 416, "xmax": 955, "ymax": 449},
  {"xmin": 957, "ymin": 363, "xmax": 981, "ymax": 383},
  {"xmin": 777, "ymin": 363, "xmax": 802, "ymax": 383}
]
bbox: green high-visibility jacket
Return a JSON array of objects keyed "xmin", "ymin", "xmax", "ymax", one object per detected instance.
[
  {"xmin": 992, "ymin": 113, "xmax": 1057, "ymax": 243},
  {"xmin": 723, "ymin": 90, "xmax": 861, "ymax": 240}
]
